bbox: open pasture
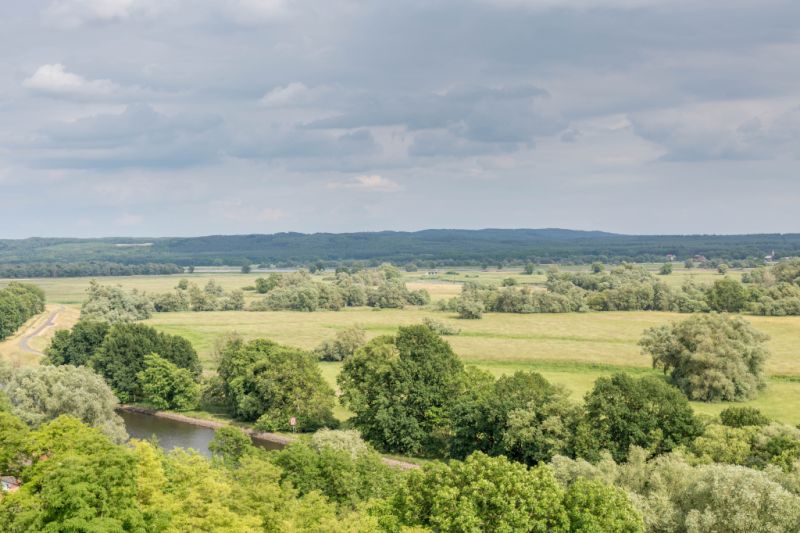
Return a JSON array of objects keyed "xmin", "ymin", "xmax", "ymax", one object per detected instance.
[{"xmin": 3, "ymin": 269, "xmax": 797, "ymax": 424}]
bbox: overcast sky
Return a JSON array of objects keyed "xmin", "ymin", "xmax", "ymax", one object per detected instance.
[{"xmin": 1, "ymin": 0, "xmax": 799, "ymax": 238}]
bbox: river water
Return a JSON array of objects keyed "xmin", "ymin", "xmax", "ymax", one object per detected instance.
[{"xmin": 119, "ymin": 410, "xmax": 284, "ymax": 457}]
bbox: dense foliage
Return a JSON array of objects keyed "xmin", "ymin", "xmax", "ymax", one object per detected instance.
[
  {"xmin": 151, "ymin": 279, "xmax": 245, "ymax": 312},
  {"xmin": 81, "ymin": 280, "xmax": 153, "ymax": 323},
  {"xmin": 0, "ymin": 282, "xmax": 45, "ymax": 341},
  {"xmin": 217, "ymin": 337, "xmax": 337, "ymax": 431},
  {"xmin": 386, "ymin": 452, "xmax": 643, "ymax": 532},
  {"xmin": 640, "ymin": 314, "xmax": 770, "ymax": 401},
  {"xmin": 137, "ymin": 353, "xmax": 200, "ymax": 410},
  {"xmin": 450, "ymin": 370, "xmax": 581, "ymax": 464},
  {"xmin": 575, "ymin": 374, "xmax": 703, "ymax": 462},
  {"xmin": 338, "ymin": 325, "xmax": 465, "ymax": 456},
  {"xmin": 46, "ymin": 319, "xmax": 109, "ymax": 366},
  {"xmin": 250, "ymin": 266, "xmax": 429, "ymax": 312},
  {"xmin": 0, "ymin": 364, "xmax": 127, "ymax": 442},
  {"xmin": 552, "ymin": 446, "xmax": 800, "ymax": 533},
  {"xmin": 0, "ymin": 261, "xmax": 182, "ymax": 278}
]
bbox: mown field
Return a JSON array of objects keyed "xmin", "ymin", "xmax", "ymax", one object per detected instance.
[{"xmin": 2, "ymin": 265, "xmax": 796, "ymax": 424}]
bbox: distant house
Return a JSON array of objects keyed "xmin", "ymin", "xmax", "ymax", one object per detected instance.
[
  {"xmin": 693, "ymin": 255, "xmax": 707, "ymax": 263},
  {"xmin": 427, "ymin": 270, "xmax": 439, "ymax": 276},
  {"xmin": 666, "ymin": 254, "xmax": 677, "ymax": 262},
  {"xmin": 1, "ymin": 476, "xmax": 21, "ymax": 493},
  {"xmin": 765, "ymin": 250, "xmax": 775, "ymax": 261}
]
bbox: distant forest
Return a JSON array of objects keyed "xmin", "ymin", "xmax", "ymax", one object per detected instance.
[{"xmin": 1, "ymin": 229, "xmax": 799, "ymax": 269}]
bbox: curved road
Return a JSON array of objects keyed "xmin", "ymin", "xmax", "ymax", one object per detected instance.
[{"xmin": 19, "ymin": 306, "xmax": 65, "ymax": 355}]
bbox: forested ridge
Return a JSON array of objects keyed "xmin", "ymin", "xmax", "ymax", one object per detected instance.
[{"xmin": 2, "ymin": 229, "xmax": 800, "ymax": 267}]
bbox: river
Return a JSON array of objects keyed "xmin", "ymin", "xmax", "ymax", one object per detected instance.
[{"xmin": 119, "ymin": 410, "xmax": 285, "ymax": 457}]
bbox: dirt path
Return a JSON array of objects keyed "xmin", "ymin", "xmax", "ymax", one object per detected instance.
[{"xmin": 18, "ymin": 306, "xmax": 65, "ymax": 355}]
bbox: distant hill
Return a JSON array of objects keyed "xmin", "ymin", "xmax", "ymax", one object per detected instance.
[{"xmin": 1, "ymin": 229, "xmax": 799, "ymax": 266}]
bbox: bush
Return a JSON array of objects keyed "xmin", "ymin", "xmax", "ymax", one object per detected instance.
[
  {"xmin": 457, "ymin": 295, "xmax": 484, "ymax": 319},
  {"xmin": 640, "ymin": 314, "xmax": 770, "ymax": 401},
  {"xmin": 421, "ymin": 317, "xmax": 460, "ymax": 335},
  {"xmin": 315, "ymin": 326, "xmax": 367, "ymax": 362},
  {"xmin": 720, "ymin": 406, "xmax": 770, "ymax": 428}
]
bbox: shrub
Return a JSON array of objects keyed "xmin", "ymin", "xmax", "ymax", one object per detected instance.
[
  {"xmin": 421, "ymin": 317, "xmax": 460, "ymax": 335},
  {"xmin": 720, "ymin": 406, "xmax": 770, "ymax": 428},
  {"xmin": 315, "ymin": 326, "xmax": 366, "ymax": 362},
  {"xmin": 80, "ymin": 280, "xmax": 153, "ymax": 323}
]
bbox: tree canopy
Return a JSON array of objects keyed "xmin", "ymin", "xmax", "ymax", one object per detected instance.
[
  {"xmin": 640, "ymin": 314, "xmax": 770, "ymax": 401},
  {"xmin": 217, "ymin": 337, "xmax": 336, "ymax": 431},
  {"xmin": 338, "ymin": 325, "xmax": 465, "ymax": 456}
]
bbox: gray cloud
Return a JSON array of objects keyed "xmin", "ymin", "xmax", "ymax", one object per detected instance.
[{"xmin": 0, "ymin": 0, "xmax": 798, "ymax": 236}]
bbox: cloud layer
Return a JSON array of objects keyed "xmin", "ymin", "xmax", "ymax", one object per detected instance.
[{"xmin": 0, "ymin": 0, "xmax": 799, "ymax": 237}]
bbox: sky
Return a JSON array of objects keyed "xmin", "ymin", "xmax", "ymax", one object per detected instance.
[{"xmin": 1, "ymin": 0, "xmax": 799, "ymax": 238}]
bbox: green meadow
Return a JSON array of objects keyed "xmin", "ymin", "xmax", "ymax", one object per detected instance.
[{"xmin": 2, "ymin": 265, "xmax": 797, "ymax": 424}]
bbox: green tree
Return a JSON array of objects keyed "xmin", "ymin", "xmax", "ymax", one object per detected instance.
[
  {"xmin": 241, "ymin": 262, "xmax": 252, "ymax": 274},
  {"xmin": 718, "ymin": 263, "xmax": 730, "ymax": 275},
  {"xmin": 576, "ymin": 374, "xmax": 702, "ymax": 462},
  {"xmin": 217, "ymin": 338, "xmax": 336, "ymax": 431},
  {"xmin": 502, "ymin": 277, "xmax": 518, "ymax": 287},
  {"xmin": 591, "ymin": 262, "xmax": 605, "ymax": 274},
  {"xmin": 0, "ymin": 417, "xmax": 148, "ymax": 531},
  {"xmin": 0, "ymin": 411, "xmax": 28, "ymax": 476},
  {"xmin": 338, "ymin": 326, "xmax": 465, "ymax": 456},
  {"xmin": 640, "ymin": 314, "xmax": 770, "ymax": 401},
  {"xmin": 705, "ymin": 277, "xmax": 749, "ymax": 312},
  {"xmin": 450, "ymin": 370, "xmax": 580, "ymax": 465},
  {"xmin": 1, "ymin": 364, "xmax": 127, "ymax": 442},
  {"xmin": 659, "ymin": 262, "xmax": 673, "ymax": 275},
  {"xmin": 80, "ymin": 280, "xmax": 153, "ymax": 323},
  {"xmin": 720, "ymin": 406, "xmax": 769, "ymax": 428},
  {"xmin": 563, "ymin": 478, "xmax": 643, "ymax": 532},
  {"xmin": 138, "ymin": 353, "xmax": 200, "ymax": 410},
  {"xmin": 91, "ymin": 322, "xmax": 201, "ymax": 402},
  {"xmin": 388, "ymin": 452, "xmax": 570, "ymax": 532},
  {"xmin": 457, "ymin": 294, "xmax": 484, "ymax": 319},
  {"xmin": 45, "ymin": 319, "xmax": 109, "ymax": 366},
  {"xmin": 524, "ymin": 263, "xmax": 536, "ymax": 275},
  {"xmin": 272, "ymin": 440, "xmax": 399, "ymax": 509},
  {"xmin": 209, "ymin": 426, "xmax": 253, "ymax": 468}
]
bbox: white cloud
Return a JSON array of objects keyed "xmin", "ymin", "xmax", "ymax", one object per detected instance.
[
  {"xmin": 327, "ymin": 174, "xmax": 401, "ymax": 192},
  {"xmin": 220, "ymin": 0, "xmax": 289, "ymax": 25},
  {"xmin": 23, "ymin": 64, "xmax": 119, "ymax": 97}
]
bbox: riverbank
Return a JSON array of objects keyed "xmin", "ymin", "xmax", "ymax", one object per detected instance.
[{"xmin": 117, "ymin": 405, "xmax": 419, "ymax": 470}]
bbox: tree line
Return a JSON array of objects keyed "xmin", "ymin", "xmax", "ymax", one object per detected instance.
[
  {"xmin": 0, "ymin": 261, "xmax": 183, "ymax": 279},
  {"xmin": 3, "ymin": 229, "xmax": 800, "ymax": 266},
  {"xmin": 441, "ymin": 260, "xmax": 800, "ymax": 318},
  {"xmin": 0, "ymin": 282, "xmax": 45, "ymax": 341}
]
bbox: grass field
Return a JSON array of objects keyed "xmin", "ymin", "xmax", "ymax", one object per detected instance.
[{"xmin": 2, "ymin": 267, "xmax": 798, "ymax": 425}]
